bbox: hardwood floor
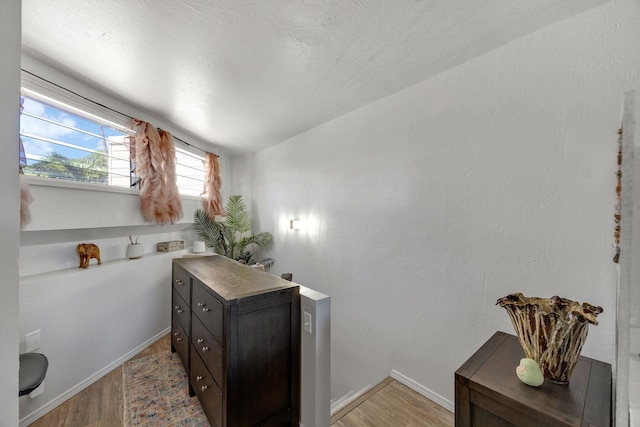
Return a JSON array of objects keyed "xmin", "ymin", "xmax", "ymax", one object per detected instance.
[
  {"xmin": 331, "ymin": 377, "xmax": 454, "ymax": 427},
  {"xmin": 29, "ymin": 334, "xmax": 171, "ymax": 427},
  {"xmin": 29, "ymin": 334, "xmax": 453, "ymax": 426}
]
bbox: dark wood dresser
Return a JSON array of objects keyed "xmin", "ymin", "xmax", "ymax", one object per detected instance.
[
  {"xmin": 455, "ymin": 331, "xmax": 611, "ymax": 427},
  {"xmin": 171, "ymin": 256, "xmax": 301, "ymax": 427}
]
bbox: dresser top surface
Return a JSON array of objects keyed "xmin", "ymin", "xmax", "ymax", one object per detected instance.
[
  {"xmin": 173, "ymin": 255, "xmax": 298, "ymax": 302},
  {"xmin": 456, "ymin": 331, "xmax": 612, "ymax": 426}
]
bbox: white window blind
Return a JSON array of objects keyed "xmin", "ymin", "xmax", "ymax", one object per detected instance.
[
  {"xmin": 175, "ymin": 147, "xmax": 206, "ymax": 197},
  {"xmin": 20, "ymin": 73, "xmax": 207, "ymax": 196},
  {"xmin": 20, "ymin": 93, "xmax": 135, "ymax": 187}
]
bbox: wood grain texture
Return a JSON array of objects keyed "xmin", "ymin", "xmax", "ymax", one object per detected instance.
[
  {"xmin": 456, "ymin": 332, "xmax": 612, "ymax": 427},
  {"xmin": 455, "ymin": 331, "xmax": 507, "ymax": 426},
  {"xmin": 177, "ymin": 258, "xmax": 301, "ymax": 426},
  {"xmin": 29, "ymin": 334, "xmax": 170, "ymax": 427},
  {"xmin": 31, "ymin": 335, "xmax": 454, "ymax": 427},
  {"xmin": 173, "ymin": 256, "xmax": 298, "ymax": 302},
  {"xmin": 332, "ymin": 378, "xmax": 454, "ymax": 427}
]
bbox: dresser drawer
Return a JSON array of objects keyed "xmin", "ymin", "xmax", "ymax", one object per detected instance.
[
  {"xmin": 191, "ymin": 347, "xmax": 223, "ymax": 427},
  {"xmin": 172, "ymin": 289, "xmax": 190, "ymax": 333},
  {"xmin": 192, "ymin": 314, "xmax": 224, "ymax": 388},
  {"xmin": 192, "ymin": 280, "xmax": 224, "ymax": 343},
  {"xmin": 171, "ymin": 316, "xmax": 189, "ymax": 371},
  {"xmin": 173, "ymin": 256, "xmax": 300, "ymax": 427},
  {"xmin": 172, "ymin": 264, "xmax": 190, "ymax": 304}
]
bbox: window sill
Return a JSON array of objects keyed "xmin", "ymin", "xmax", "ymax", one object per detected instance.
[
  {"xmin": 25, "ymin": 175, "xmax": 139, "ymax": 195},
  {"xmin": 24, "ymin": 175, "xmax": 202, "ymax": 201}
]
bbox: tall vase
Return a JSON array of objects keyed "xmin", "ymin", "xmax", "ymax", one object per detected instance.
[
  {"xmin": 496, "ymin": 293, "xmax": 602, "ymax": 384},
  {"xmin": 126, "ymin": 243, "xmax": 144, "ymax": 259}
]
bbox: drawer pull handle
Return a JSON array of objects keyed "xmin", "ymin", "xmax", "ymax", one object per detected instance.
[
  {"xmin": 174, "ymin": 305, "xmax": 181, "ymax": 310},
  {"xmin": 173, "ymin": 332, "xmax": 179, "ymax": 336},
  {"xmin": 201, "ymin": 385, "xmax": 208, "ymax": 391},
  {"xmin": 176, "ymin": 337, "xmax": 183, "ymax": 342},
  {"xmin": 197, "ymin": 338, "xmax": 204, "ymax": 343},
  {"xmin": 175, "ymin": 279, "xmax": 184, "ymax": 286},
  {"xmin": 196, "ymin": 375, "xmax": 203, "ymax": 381},
  {"xmin": 197, "ymin": 302, "xmax": 204, "ymax": 307},
  {"xmin": 177, "ymin": 309, "xmax": 183, "ymax": 313},
  {"xmin": 202, "ymin": 346, "xmax": 209, "ymax": 352},
  {"xmin": 202, "ymin": 307, "xmax": 210, "ymax": 312}
]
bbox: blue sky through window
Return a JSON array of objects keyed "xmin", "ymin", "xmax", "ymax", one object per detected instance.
[
  {"xmin": 19, "ymin": 95, "xmax": 131, "ymax": 185},
  {"xmin": 19, "ymin": 92, "xmax": 206, "ymax": 194},
  {"xmin": 20, "ymin": 96, "xmax": 127, "ymax": 161}
]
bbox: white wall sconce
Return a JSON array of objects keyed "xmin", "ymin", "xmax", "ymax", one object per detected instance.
[{"xmin": 290, "ymin": 219, "xmax": 302, "ymax": 230}]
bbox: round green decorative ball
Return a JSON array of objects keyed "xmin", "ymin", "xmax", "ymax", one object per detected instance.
[{"xmin": 516, "ymin": 358, "xmax": 544, "ymax": 387}]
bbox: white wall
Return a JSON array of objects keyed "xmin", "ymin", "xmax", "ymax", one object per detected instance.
[
  {"xmin": 618, "ymin": 90, "xmax": 638, "ymax": 427},
  {"xmin": 0, "ymin": 1, "xmax": 21, "ymax": 425},
  {"xmin": 249, "ymin": 0, "xmax": 640, "ymax": 405},
  {"xmin": 229, "ymin": 155, "xmax": 253, "ymax": 205},
  {"xmin": 18, "ymin": 249, "xmax": 187, "ymax": 425},
  {"xmin": 632, "ymin": 111, "xmax": 640, "ymax": 328},
  {"xmin": 17, "ymin": 184, "xmax": 206, "ymax": 424},
  {"xmin": 300, "ymin": 286, "xmax": 331, "ymax": 427},
  {"xmin": 16, "ymin": 59, "xmax": 232, "ymax": 423},
  {"xmin": 632, "ymin": 88, "xmax": 640, "ymax": 425},
  {"xmin": 19, "ymin": 179, "xmax": 202, "ymax": 276}
]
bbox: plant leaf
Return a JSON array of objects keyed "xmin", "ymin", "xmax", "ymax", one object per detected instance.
[
  {"xmin": 193, "ymin": 208, "xmax": 228, "ymax": 255},
  {"xmin": 193, "ymin": 196, "xmax": 274, "ymax": 267},
  {"xmin": 224, "ymin": 195, "xmax": 252, "ymax": 234}
]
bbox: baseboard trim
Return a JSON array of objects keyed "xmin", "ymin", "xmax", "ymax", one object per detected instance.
[
  {"xmin": 330, "ymin": 383, "xmax": 374, "ymax": 416},
  {"xmin": 390, "ymin": 369, "xmax": 455, "ymax": 413},
  {"xmin": 19, "ymin": 327, "xmax": 170, "ymax": 427}
]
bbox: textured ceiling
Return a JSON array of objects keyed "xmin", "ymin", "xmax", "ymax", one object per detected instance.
[{"xmin": 22, "ymin": 0, "xmax": 605, "ymax": 154}]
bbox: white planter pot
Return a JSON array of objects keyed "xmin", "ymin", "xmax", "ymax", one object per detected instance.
[
  {"xmin": 193, "ymin": 241, "xmax": 206, "ymax": 253},
  {"xmin": 126, "ymin": 243, "xmax": 144, "ymax": 259}
]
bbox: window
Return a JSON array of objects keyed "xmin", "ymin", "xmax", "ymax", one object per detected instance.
[
  {"xmin": 20, "ymin": 94, "xmax": 134, "ymax": 187},
  {"xmin": 175, "ymin": 148, "xmax": 206, "ymax": 197},
  {"xmin": 20, "ymin": 85, "xmax": 206, "ymax": 196}
]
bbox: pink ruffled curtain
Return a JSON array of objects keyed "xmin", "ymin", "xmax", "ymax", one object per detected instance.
[
  {"xmin": 130, "ymin": 120, "xmax": 183, "ymax": 224},
  {"xmin": 20, "ymin": 175, "xmax": 33, "ymax": 229},
  {"xmin": 202, "ymin": 152, "xmax": 225, "ymax": 217},
  {"xmin": 20, "ymin": 96, "xmax": 33, "ymax": 229}
]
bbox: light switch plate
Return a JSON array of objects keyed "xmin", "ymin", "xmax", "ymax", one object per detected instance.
[{"xmin": 303, "ymin": 311, "xmax": 312, "ymax": 334}]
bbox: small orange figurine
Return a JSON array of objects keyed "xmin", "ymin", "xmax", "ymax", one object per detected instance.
[{"xmin": 77, "ymin": 243, "xmax": 102, "ymax": 269}]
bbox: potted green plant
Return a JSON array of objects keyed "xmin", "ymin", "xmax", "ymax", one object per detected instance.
[{"xmin": 193, "ymin": 195, "xmax": 274, "ymax": 268}]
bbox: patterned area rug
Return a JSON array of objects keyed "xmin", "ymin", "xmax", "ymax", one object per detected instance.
[{"xmin": 122, "ymin": 351, "xmax": 209, "ymax": 426}]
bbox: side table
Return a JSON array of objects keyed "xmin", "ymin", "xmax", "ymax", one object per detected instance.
[{"xmin": 455, "ymin": 331, "xmax": 611, "ymax": 427}]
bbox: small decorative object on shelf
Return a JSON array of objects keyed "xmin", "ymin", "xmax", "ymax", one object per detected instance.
[
  {"xmin": 515, "ymin": 358, "xmax": 544, "ymax": 387},
  {"xmin": 76, "ymin": 243, "xmax": 101, "ymax": 269},
  {"xmin": 157, "ymin": 240, "xmax": 185, "ymax": 252},
  {"xmin": 193, "ymin": 240, "xmax": 206, "ymax": 253},
  {"xmin": 250, "ymin": 262, "xmax": 265, "ymax": 271},
  {"xmin": 497, "ymin": 292, "xmax": 603, "ymax": 384},
  {"xmin": 127, "ymin": 236, "xmax": 144, "ymax": 259}
]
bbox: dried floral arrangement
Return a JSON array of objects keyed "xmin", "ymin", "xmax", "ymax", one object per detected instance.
[{"xmin": 497, "ymin": 292, "xmax": 602, "ymax": 384}]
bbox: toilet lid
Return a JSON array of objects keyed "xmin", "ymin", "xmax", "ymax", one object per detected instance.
[{"xmin": 19, "ymin": 353, "xmax": 48, "ymax": 395}]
